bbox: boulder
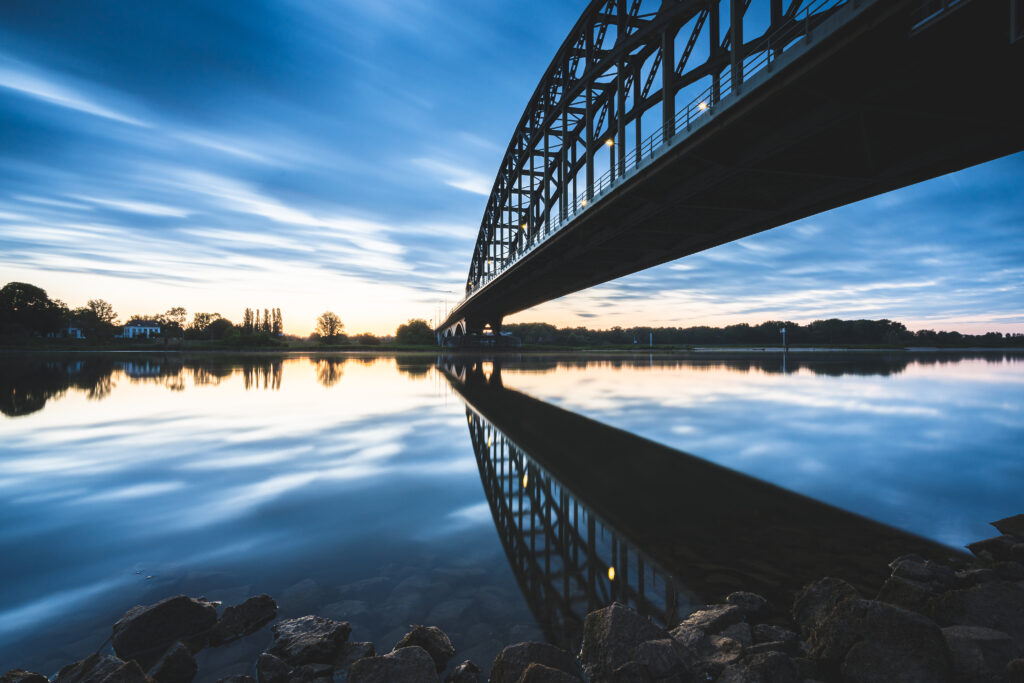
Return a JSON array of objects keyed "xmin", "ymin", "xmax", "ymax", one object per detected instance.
[
  {"xmin": 208, "ymin": 595, "xmax": 277, "ymax": 646},
  {"xmin": 285, "ymin": 663, "xmax": 333, "ymax": 681},
  {"xmin": 515, "ymin": 663, "xmax": 581, "ymax": 683},
  {"xmin": 942, "ymin": 625, "xmax": 1016, "ymax": 683},
  {"xmin": 720, "ymin": 622, "xmax": 753, "ymax": 646},
  {"xmin": 147, "ymin": 642, "xmax": 196, "ymax": 683},
  {"xmin": 752, "ymin": 624, "xmax": 798, "ymax": 648},
  {"xmin": 335, "ymin": 641, "xmax": 376, "ymax": 680},
  {"xmin": 56, "ymin": 655, "xmax": 153, "ymax": 683},
  {"xmin": 994, "ymin": 561, "xmax": 1024, "ymax": 582},
  {"xmin": 268, "ymin": 615, "xmax": 351, "ymax": 665},
  {"xmin": 967, "ymin": 536, "xmax": 1018, "ymax": 563},
  {"xmin": 1, "ymin": 672, "xmax": 48, "ymax": 683},
  {"xmin": 632, "ymin": 638, "xmax": 688, "ymax": 680},
  {"xmin": 992, "ymin": 514, "xmax": 1024, "ymax": 539},
  {"xmin": 876, "ymin": 576, "xmax": 935, "ymax": 614},
  {"xmin": 792, "ymin": 577, "xmax": 859, "ymax": 637},
  {"xmin": 809, "ymin": 597, "xmax": 951, "ymax": 682},
  {"xmin": 717, "ymin": 651, "xmax": 801, "ymax": 683},
  {"xmin": 443, "ymin": 660, "xmax": 480, "ymax": 683},
  {"xmin": 394, "ymin": 625, "xmax": 456, "ymax": 672},
  {"xmin": 1006, "ymin": 659, "xmax": 1024, "ymax": 682},
  {"xmin": 491, "ymin": 642, "xmax": 577, "ymax": 683},
  {"xmin": 608, "ymin": 661, "xmax": 653, "ymax": 682},
  {"xmin": 214, "ymin": 677, "xmax": 255, "ymax": 683},
  {"xmin": 578, "ymin": 603, "xmax": 665, "ymax": 680},
  {"xmin": 702, "ymin": 636, "xmax": 744, "ymax": 677},
  {"xmin": 953, "ymin": 568, "xmax": 998, "ymax": 588},
  {"xmin": 927, "ymin": 580, "xmax": 1024, "ymax": 647},
  {"xmin": 347, "ymin": 646, "xmax": 438, "ymax": 683},
  {"xmin": 256, "ymin": 653, "xmax": 290, "ymax": 683},
  {"xmin": 889, "ymin": 555, "xmax": 954, "ymax": 589},
  {"xmin": 724, "ymin": 591, "xmax": 769, "ymax": 617},
  {"xmin": 111, "ymin": 596, "xmax": 218, "ymax": 669},
  {"xmin": 677, "ymin": 604, "xmax": 744, "ymax": 633}
]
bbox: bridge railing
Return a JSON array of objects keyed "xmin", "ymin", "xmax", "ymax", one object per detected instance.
[{"xmin": 462, "ymin": 0, "xmax": 851, "ymax": 302}]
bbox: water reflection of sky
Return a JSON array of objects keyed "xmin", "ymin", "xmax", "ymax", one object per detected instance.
[{"xmin": 0, "ymin": 352, "xmax": 1021, "ymax": 676}]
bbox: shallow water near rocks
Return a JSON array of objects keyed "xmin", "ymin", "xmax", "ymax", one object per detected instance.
[{"xmin": 0, "ymin": 350, "xmax": 1021, "ymax": 679}]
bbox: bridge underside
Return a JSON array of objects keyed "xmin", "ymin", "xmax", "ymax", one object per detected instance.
[{"xmin": 445, "ymin": 0, "xmax": 1024, "ymax": 330}]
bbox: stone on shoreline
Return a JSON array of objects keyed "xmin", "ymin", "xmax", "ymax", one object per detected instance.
[
  {"xmin": 717, "ymin": 651, "xmax": 801, "ymax": 683},
  {"xmin": 147, "ymin": 642, "xmax": 196, "ymax": 683},
  {"xmin": 0, "ymin": 673, "xmax": 47, "ymax": 683},
  {"xmin": 516, "ymin": 662, "xmax": 582, "ymax": 683},
  {"xmin": 347, "ymin": 646, "xmax": 437, "ymax": 683},
  {"xmin": 677, "ymin": 603, "xmax": 744, "ymax": 633},
  {"xmin": 491, "ymin": 642, "xmax": 577, "ymax": 683},
  {"xmin": 942, "ymin": 625, "xmax": 1016, "ymax": 683},
  {"xmin": 578, "ymin": 602, "xmax": 665, "ymax": 680},
  {"xmin": 56, "ymin": 654, "xmax": 154, "ymax": 683},
  {"xmin": 394, "ymin": 625, "xmax": 456, "ymax": 672},
  {"xmin": 724, "ymin": 591, "xmax": 769, "ymax": 617},
  {"xmin": 111, "ymin": 596, "xmax": 218, "ymax": 669},
  {"xmin": 268, "ymin": 615, "xmax": 351, "ymax": 665},
  {"xmin": 927, "ymin": 579, "xmax": 1024, "ymax": 648},
  {"xmin": 443, "ymin": 660, "xmax": 480, "ymax": 683},
  {"xmin": 792, "ymin": 577, "xmax": 859, "ymax": 637},
  {"xmin": 991, "ymin": 514, "xmax": 1024, "ymax": 539},
  {"xmin": 256, "ymin": 653, "xmax": 290, "ymax": 683},
  {"xmin": 208, "ymin": 595, "xmax": 277, "ymax": 647}
]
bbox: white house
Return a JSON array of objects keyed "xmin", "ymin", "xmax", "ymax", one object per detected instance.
[{"xmin": 121, "ymin": 320, "xmax": 162, "ymax": 339}]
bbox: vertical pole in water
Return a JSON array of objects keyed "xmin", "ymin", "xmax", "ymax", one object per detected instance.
[{"xmin": 649, "ymin": 332, "xmax": 653, "ymax": 348}]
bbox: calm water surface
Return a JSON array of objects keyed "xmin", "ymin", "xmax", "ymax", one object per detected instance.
[{"xmin": 0, "ymin": 351, "xmax": 1021, "ymax": 678}]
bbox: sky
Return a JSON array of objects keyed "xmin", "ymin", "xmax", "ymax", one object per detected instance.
[{"xmin": 0, "ymin": 0, "xmax": 1021, "ymax": 336}]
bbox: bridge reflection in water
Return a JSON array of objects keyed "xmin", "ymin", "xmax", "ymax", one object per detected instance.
[{"xmin": 441, "ymin": 357, "xmax": 963, "ymax": 648}]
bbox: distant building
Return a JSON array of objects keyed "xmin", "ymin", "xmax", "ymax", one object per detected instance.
[{"xmin": 121, "ymin": 320, "xmax": 162, "ymax": 339}]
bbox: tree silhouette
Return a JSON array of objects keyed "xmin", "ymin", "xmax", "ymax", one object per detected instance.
[{"xmin": 317, "ymin": 311, "xmax": 343, "ymax": 340}]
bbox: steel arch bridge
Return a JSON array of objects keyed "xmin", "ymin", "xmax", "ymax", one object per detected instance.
[{"xmin": 437, "ymin": 0, "xmax": 1024, "ymax": 341}]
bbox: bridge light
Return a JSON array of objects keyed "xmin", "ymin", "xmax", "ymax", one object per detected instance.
[
  {"xmin": 580, "ymin": 199, "xmax": 588, "ymax": 207},
  {"xmin": 607, "ymin": 566, "xmax": 616, "ymax": 581},
  {"xmin": 604, "ymin": 138, "xmax": 614, "ymax": 146},
  {"xmin": 522, "ymin": 472, "xmax": 529, "ymax": 488},
  {"xmin": 698, "ymin": 101, "xmax": 709, "ymax": 111},
  {"xmin": 520, "ymin": 223, "xmax": 527, "ymax": 230}
]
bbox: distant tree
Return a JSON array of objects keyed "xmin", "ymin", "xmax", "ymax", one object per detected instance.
[
  {"xmin": 272, "ymin": 308, "xmax": 283, "ymax": 336},
  {"xmin": 395, "ymin": 318, "xmax": 435, "ymax": 346},
  {"xmin": 262, "ymin": 308, "xmax": 271, "ymax": 334},
  {"xmin": 206, "ymin": 317, "xmax": 235, "ymax": 340},
  {"xmin": 86, "ymin": 299, "xmax": 117, "ymax": 325},
  {"xmin": 317, "ymin": 311, "xmax": 344, "ymax": 340},
  {"xmin": 355, "ymin": 332, "xmax": 380, "ymax": 346},
  {"xmin": 242, "ymin": 308, "xmax": 254, "ymax": 335},
  {"xmin": 0, "ymin": 282, "xmax": 67, "ymax": 336}
]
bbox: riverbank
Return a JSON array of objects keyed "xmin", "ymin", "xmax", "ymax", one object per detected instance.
[{"xmin": 5, "ymin": 515, "xmax": 1022, "ymax": 683}]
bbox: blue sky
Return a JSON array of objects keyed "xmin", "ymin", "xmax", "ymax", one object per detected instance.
[{"xmin": 0, "ymin": 0, "xmax": 1021, "ymax": 335}]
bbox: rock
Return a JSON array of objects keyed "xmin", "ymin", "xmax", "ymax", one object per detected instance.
[
  {"xmin": 1006, "ymin": 659, "xmax": 1024, "ymax": 682},
  {"xmin": 608, "ymin": 661, "xmax": 653, "ymax": 683},
  {"xmin": 967, "ymin": 536, "xmax": 1018, "ymax": 563},
  {"xmin": 792, "ymin": 577, "xmax": 859, "ymax": 636},
  {"xmin": 335, "ymin": 641, "xmax": 376, "ymax": 678},
  {"xmin": 752, "ymin": 624, "xmax": 798, "ymax": 647},
  {"xmin": 394, "ymin": 625, "xmax": 456, "ymax": 672},
  {"xmin": 214, "ymin": 677, "xmax": 255, "ymax": 683},
  {"xmin": 942, "ymin": 625, "xmax": 1016, "ymax": 683},
  {"xmin": 256, "ymin": 653, "xmax": 289, "ymax": 683},
  {"xmin": 490, "ymin": 642, "xmax": 577, "ymax": 683},
  {"xmin": 444, "ymin": 660, "xmax": 480, "ymax": 683},
  {"xmin": 1, "ymin": 672, "xmax": 48, "ymax": 683},
  {"xmin": 208, "ymin": 595, "xmax": 277, "ymax": 647},
  {"xmin": 668, "ymin": 623, "xmax": 705, "ymax": 649},
  {"xmin": 809, "ymin": 598, "xmax": 951, "ymax": 682},
  {"xmin": 56, "ymin": 655, "xmax": 153, "ymax": 683},
  {"xmin": 578, "ymin": 603, "xmax": 665, "ymax": 680},
  {"xmin": 632, "ymin": 638, "xmax": 688, "ymax": 680},
  {"xmin": 954, "ymin": 568, "xmax": 999, "ymax": 588},
  {"xmin": 994, "ymin": 561, "xmax": 1024, "ymax": 581},
  {"xmin": 992, "ymin": 514, "xmax": 1024, "ymax": 539},
  {"xmin": 927, "ymin": 579, "xmax": 1024, "ymax": 647},
  {"xmin": 337, "ymin": 576, "xmax": 391, "ymax": 599},
  {"xmin": 717, "ymin": 651, "xmax": 801, "ymax": 683},
  {"xmin": 347, "ymin": 646, "xmax": 438, "ymax": 683},
  {"xmin": 703, "ymin": 636, "xmax": 744, "ymax": 676},
  {"xmin": 286, "ymin": 663, "xmax": 333, "ymax": 682},
  {"xmin": 678, "ymin": 603, "xmax": 744, "ymax": 633},
  {"xmin": 515, "ymin": 663, "xmax": 581, "ymax": 683},
  {"xmin": 720, "ymin": 622, "xmax": 753, "ymax": 646},
  {"xmin": 745, "ymin": 641, "xmax": 789, "ymax": 656},
  {"xmin": 876, "ymin": 576, "xmax": 935, "ymax": 614},
  {"xmin": 147, "ymin": 642, "xmax": 196, "ymax": 683},
  {"xmin": 725, "ymin": 591, "xmax": 769, "ymax": 617},
  {"xmin": 268, "ymin": 615, "xmax": 351, "ymax": 665},
  {"xmin": 889, "ymin": 555, "xmax": 955, "ymax": 588},
  {"xmin": 427, "ymin": 598, "xmax": 476, "ymax": 625},
  {"xmin": 112, "ymin": 595, "xmax": 218, "ymax": 669},
  {"xmin": 321, "ymin": 600, "xmax": 371, "ymax": 623}
]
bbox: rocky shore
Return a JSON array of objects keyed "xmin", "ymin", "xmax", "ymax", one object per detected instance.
[{"xmin": 4, "ymin": 514, "xmax": 1024, "ymax": 683}]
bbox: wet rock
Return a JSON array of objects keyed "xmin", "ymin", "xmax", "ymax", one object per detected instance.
[
  {"xmin": 147, "ymin": 642, "xmax": 197, "ymax": 683},
  {"xmin": 281, "ymin": 579, "xmax": 322, "ymax": 614},
  {"xmin": 515, "ymin": 663, "xmax": 581, "ymax": 683},
  {"xmin": 809, "ymin": 598, "xmax": 951, "ymax": 682},
  {"xmin": 490, "ymin": 642, "xmax": 577, "ymax": 683},
  {"xmin": 337, "ymin": 576, "xmax": 391, "ymax": 599},
  {"xmin": 1006, "ymin": 659, "xmax": 1024, "ymax": 682},
  {"xmin": 256, "ymin": 653, "xmax": 289, "ymax": 683},
  {"xmin": 967, "ymin": 536, "xmax": 1018, "ymax": 563},
  {"xmin": 720, "ymin": 622, "xmax": 753, "ymax": 646},
  {"xmin": 993, "ymin": 514, "xmax": 1024, "ymax": 539},
  {"xmin": 286, "ymin": 663, "xmax": 333, "ymax": 682},
  {"xmin": 507, "ymin": 624, "xmax": 543, "ymax": 643},
  {"xmin": 427, "ymin": 598, "xmax": 476, "ymax": 625},
  {"xmin": 321, "ymin": 600, "xmax": 371, "ymax": 624},
  {"xmin": 668, "ymin": 623, "xmax": 705, "ymax": 649},
  {"xmin": 208, "ymin": 595, "xmax": 277, "ymax": 647},
  {"xmin": 394, "ymin": 625, "xmax": 456, "ymax": 672},
  {"xmin": 752, "ymin": 624, "xmax": 798, "ymax": 647},
  {"xmin": 725, "ymin": 591, "xmax": 769, "ymax": 617},
  {"xmin": 703, "ymin": 636, "xmax": 744, "ymax": 677},
  {"xmin": 954, "ymin": 568, "xmax": 998, "ymax": 588},
  {"xmin": 214, "ymin": 677, "xmax": 254, "ymax": 683},
  {"xmin": 927, "ymin": 579, "xmax": 1024, "ymax": 647},
  {"xmin": 1, "ymin": 672, "xmax": 48, "ymax": 683},
  {"xmin": 876, "ymin": 576, "xmax": 935, "ymax": 614},
  {"xmin": 56, "ymin": 655, "xmax": 153, "ymax": 683},
  {"xmin": 942, "ymin": 625, "xmax": 1016, "ymax": 683},
  {"xmin": 994, "ymin": 561, "xmax": 1024, "ymax": 582},
  {"xmin": 334, "ymin": 641, "xmax": 376, "ymax": 678},
  {"xmin": 632, "ymin": 638, "xmax": 688, "ymax": 680},
  {"xmin": 578, "ymin": 603, "xmax": 665, "ymax": 680},
  {"xmin": 717, "ymin": 651, "xmax": 801, "ymax": 683},
  {"xmin": 607, "ymin": 661, "xmax": 653, "ymax": 683},
  {"xmin": 268, "ymin": 615, "xmax": 351, "ymax": 665},
  {"xmin": 889, "ymin": 554, "xmax": 955, "ymax": 588},
  {"xmin": 443, "ymin": 660, "xmax": 480, "ymax": 683},
  {"xmin": 792, "ymin": 577, "xmax": 859, "ymax": 637},
  {"xmin": 112, "ymin": 595, "xmax": 218, "ymax": 669},
  {"xmin": 347, "ymin": 646, "xmax": 438, "ymax": 683},
  {"xmin": 677, "ymin": 603, "xmax": 744, "ymax": 633},
  {"xmin": 745, "ymin": 641, "xmax": 789, "ymax": 656},
  {"xmin": 379, "ymin": 593, "xmax": 425, "ymax": 626},
  {"xmin": 432, "ymin": 567, "xmax": 487, "ymax": 583}
]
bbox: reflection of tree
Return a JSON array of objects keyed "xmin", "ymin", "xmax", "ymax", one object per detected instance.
[
  {"xmin": 242, "ymin": 360, "xmax": 283, "ymax": 391},
  {"xmin": 315, "ymin": 359, "xmax": 344, "ymax": 388}
]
